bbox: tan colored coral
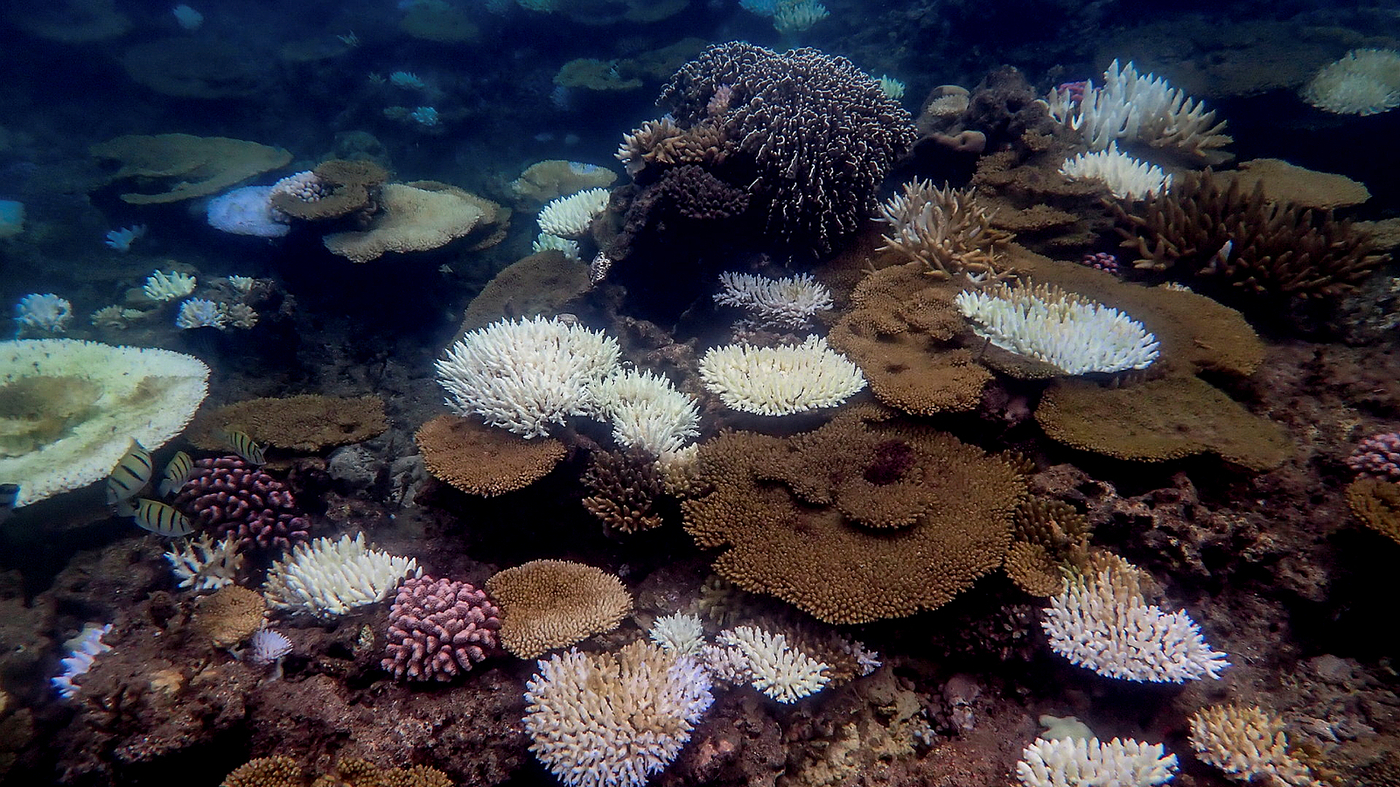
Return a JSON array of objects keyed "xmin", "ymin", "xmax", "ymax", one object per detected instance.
[
  {"xmin": 222, "ymin": 756, "xmax": 306, "ymax": 787},
  {"xmin": 415, "ymin": 415, "xmax": 566, "ymax": 497},
  {"xmin": 1189, "ymin": 704, "xmax": 1329, "ymax": 787},
  {"xmin": 90, "ymin": 134, "xmax": 292, "ymax": 204},
  {"xmin": 581, "ymin": 448, "xmax": 666, "ymax": 533},
  {"xmin": 486, "ymin": 559, "xmax": 632, "ymax": 658},
  {"xmin": 405, "ymin": 180, "xmax": 510, "ymax": 251},
  {"xmin": 271, "ymin": 159, "xmax": 390, "ymax": 221},
  {"xmin": 1036, "ymin": 376, "xmax": 1291, "ymax": 471},
  {"xmin": 188, "ymin": 395, "xmax": 388, "ymax": 453},
  {"xmin": 1225, "ymin": 159, "xmax": 1369, "ymax": 211},
  {"xmin": 193, "ymin": 586, "xmax": 267, "ymax": 649},
  {"xmin": 458, "ymin": 252, "xmax": 591, "ymax": 334},
  {"xmin": 324, "ymin": 183, "xmax": 485, "ymax": 263},
  {"xmin": 1005, "ymin": 497, "xmax": 1092, "ymax": 597},
  {"xmin": 1347, "ymin": 478, "xmax": 1400, "ymax": 544},
  {"xmin": 321, "ymin": 759, "xmax": 454, "ymax": 787},
  {"xmin": 512, "ymin": 160, "xmax": 618, "ymax": 203},
  {"xmin": 682, "ymin": 407, "xmax": 1025, "ymax": 624},
  {"xmin": 876, "ymin": 181, "xmax": 1017, "ymax": 281}
]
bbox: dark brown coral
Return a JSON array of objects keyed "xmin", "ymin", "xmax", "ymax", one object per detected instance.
[{"xmin": 580, "ymin": 448, "xmax": 667, "ymax": 534}]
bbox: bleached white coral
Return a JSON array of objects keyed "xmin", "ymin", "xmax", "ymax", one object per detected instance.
[
  {"xmin": 174, "ymin": 298, "xmax": 226, "ymax": 330},
  {"xmin": 1059, "ymin": 144, "xmax": 1172, "ymax": 200},
  {"xmin": 714, "ymin": 271, "xmax": 834, "ymax": 330},
  {"xmin": 226, "ymin": 275, "xmax": 255, "ymax": 294},
  {"xmin": 52, "ymin": 623, "xmax": 113, "ymax": 700},
  {"xmin": 262, "ymin": 533, "xmax": 421, "ymax": 618},
  {"xmin": 246, "ymin": 628, "xmax": 293, "ymax": 666},
  {"xmin": 143, "ymin": 270, "xmax": 197, "ymax": 302},
  {"xmin": 698, "ymin": 336, "xmax": 866, "ymax": 416},
  {"xmin": 772, "ymin": 0, "xmax": 828, "ymax": 33},
  {"xmin": 524, "ymin": 641, "xmax": 714, "ymax": 787},
  {"xmin": 1052, "ymin": 59, "xmax": 1230, "ymax": 158},
  {"xmin": 594, "ymin": 368, "xmax": 700, "ymax": 461},
  {"xmin": 954, "ymin": 281, "xmax": 1159, "ymax": 375},
  {"xmin": 649, "ymin": 612, "xmax": 706, "ymax": 657},
  {"xmin": 436, "ymin": 316, "xmax": 622, "ymax": 438},
  {"xmin": 164, "ymin": 533, "xmax": 244, "ymax": 592},
  {"xmin": 1017, "ymin": 736, "xmax": 1178, "ymax": 787},
  {"xmin": 714, "ymin": 625, "xmax": 831, "ymax": 704},
  {"xmin": 1301, "ymin": 49, "xmax": 1400, "ymax": 116},
  {"xmin": 14, "ymin": 293, "xmax": 72, "ymax": 333},
  {"xmin": 538, "ymin": 187, "xmax": 610, "ymax": 239},
  {"xmin": 877, "ymin": 75, "xmax": 906, "ymax": 101},
  {"xmin": 532, "ymin": 232, "xmax": 582, "ymax": 261},
  {"xmin": 1042, "ymin": 555, "xmax": 1229, "ymax": 683},
  {"xmin": 1188, "ymin": 704, "xmax": 1327, "ymax": 787}
]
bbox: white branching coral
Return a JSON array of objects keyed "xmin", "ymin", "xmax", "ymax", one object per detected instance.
[
  {"xmin": 164, "ymin": 533, "xmax": 244, "ymax": 592},
  {"xmin": 594, "ymin": 368, "xmax": 700, "ymax": 461},
  {"xmin": 698, "ymin": 336, "xmax": 865, "ymax": 416},
  {"xmin": 713, "ymin": 625, "xmax": 831, "ymax": 704},
  {"xmin": 1059, "ymin": 144, "xmax": 1172, "ymax": 200},
  {"xmin": 532, "ymin": 231, "xmax": 582, "ymax": 261},
  {"xmin": 524, "ymin": 641, "xmax": 714, "ymax": 787},
  {"xmin": 436, "ymin": 316, "xmax": 622, "ymax": 439},
  {"xmin": 1047, "ymin": 59, "xmax": 1230, "ymax": 158},
  {"xmin": 174, "ymin": 298, "xmax": 226, "ymax": 330},
  {"xmin": 714, "ymin": 271, "xmax": 834, "ymax": 330},
  {"xmin": 955, "ymin": 281, "xmax": 1160, "ymax": 375},
  {"xmin": 52, "ymin": 623, "xmax": 114, "ymax": 700},
  {"xmin": 143, "ymin": 270, "xmax": 197, "ymax": 302},
  {"xmin": 262, "ymin": 533, "xmax": 420, "ymax": 618},
  {"xmin": 13, "ymin": 293, "xmax": 72, "ymax": 333},
  {"xmin": 1042, "ymin": 554, "xmax": 1229, "ymax": 683},
  {"xmin": 1301, "ymin": 48, "xmax": 1400, "ymax": 116},
  {"xmin": 1017, "ymin": 737, "xmax": 1178, "ymax": 787},
  {"xmin": 1188, "ymin": 704, "xmax": 1329, "ymax": 787},
  {"xmin": 648, "ymin": 612, "xmax": 706, "ymax": 657},
  {"xmin": 538, "ymin": 187, "xmax": 610, "ymax": 239}
]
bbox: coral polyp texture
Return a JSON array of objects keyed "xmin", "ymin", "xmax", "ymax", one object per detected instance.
[
  {"xmin": 658, "ymin": 41, "xmax": 915, "ymax": 254},
  {"xmin": 876, "ymin": 180, "xmax": 1015, "ymax": 281},
  {"xmin": 523, "ymin": 641, "xmax": 714, "ymax": 787},
  {"xmin": 1188, "ymin": 704, "xmax": 1328, "ymax": 787},
  {"xmin": 1301, "ymin": 48, "xmax": 1400, "ymax": 116},
  {"xmin": 1346, "ymin": 432, "xmax": 1400, "ymax": 482},
  {"xmin": 713, "ymin": 271, "xmax": 834, "ymax": 330},
  {"xmin": 262, "ymin": 533, "xmax": 421, "ymax": 618},
  {"xmin": 698, "ymin": 336, "xmax": 866, "ymax": 416},
  {"xmin": 436, "ymin": 316, "xmax": 621, "ymax": 438},
  {"xmin": 1016, "ymin": 736, "xmax": 1178, "ymax": 787},
  {"xmin": 486, "ymin": 559, "xmax": 632, "ymax": 658},
  {"xmin": 172, "ymin": 455, "xmax": 311, "ymax": 553},
  {"xmin": 954, "ymin": 281, "xmax": 1160, "ymax": 375},
  {"xmin": 382, "ymin": 575, "xmax": 501, "ymax": 682},
  {"xmin": 1042, "ymin": 553, "xmax": 1229, "ymax": 683}
]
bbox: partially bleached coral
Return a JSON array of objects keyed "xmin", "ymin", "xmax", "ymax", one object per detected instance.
[
  {"xmin": 537, "ymin": 187, "xmax": 610, "ymax": 239},
  {"xmin": 1301, "ymin": 49, "xmax": 1400, "ymax": 116},
  {"xmin": 1017, "ymin": 736, "xmax": 1178, "ymax": 787},
  {"xmin": 1188, "ymin": 704, "xmax": 1329, "ymax": 787},
  {"xmin": 712, "ymin": 625, "xmax": 831, "ymax": 703},
  {"xmin": 593, "ymin": 368, "xmax": 700, "ymax": 462},
  {"xmin": 1059, "ymin": 144, "xmax": 1172, "ymax": 200},
  {"xmin": 714, "ymin": 271, "xmax": 834, "ymax": 330},
  {"xmin": 262, "ymin": 533, "xmax": 421, "ymax": 618},
  {"xmin": 143, "ymin": 270, "xmax": 197, "ymax": 302},
  {"xmin": 698, "ymin": 336, "xmax": 866, "ymax": 416},
  {"xmin": 877, "ymin": 180, "xmax": 1015, "ymax": 281},
  {"xmin": 954, "ymin": 281, "xmax": 1160, "ymax": 375},
  {"xmin": 532, "ymin": 232, "xmax": 581, "ymax": 261},
  {"xmin": 436, "ymin": 316, "xmax": 621, "ymax": 438},
  {"xmin": 14, "ymin": 293, "xmax": 72, "ymax": 333},
  {"xmin": 1042, "ymin": 554, "xmax": 1229, "ymax": 683},
  {"xmin": 164, "ymin": 532, "xmax": 244, "ymax": 592}
]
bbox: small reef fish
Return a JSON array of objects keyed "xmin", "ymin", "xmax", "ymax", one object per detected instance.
[
  {"xmin": 130, "ymin": 499, "xmax": 194, "ymax": 537},
  {"xmin": 0, "ymin": 483, "xmax": 18, "ymax": 524},
  {"xmin": 106, "ymin": 440, "xmax": 153, "ymax": 504},
  {"xmin": 222, "ymin": 430, "xmax": 266, "ymax": 465},
  {"xmin": 157, "ymin": 451, "xmax": 194, "ymax": 497}
]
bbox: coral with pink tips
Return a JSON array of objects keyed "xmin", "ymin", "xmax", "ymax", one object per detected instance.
[
  {"xmin": 382, "ymin": 576, "xmax": 501, "ymax": 682},
  {"xmin": 173, "ymin": 456, "xmax": 310, "ymax": 553},
  {"xmin": 1347, "ymin": 432, "xmax": 1400, "ymax": 482}
]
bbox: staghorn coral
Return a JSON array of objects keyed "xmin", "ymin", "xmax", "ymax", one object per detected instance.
[
  {"xmin": 1188, "ymin": 703, "xmax": 1329, "ymax": 786},
  {"xmin": 486, "ymin": 559, "xmax": 632, "ymax": 658},
  {"xmin": 1346, "ymin": 478, "xmax": 1400, "ymax": 544},
  {"xmin": 192, "ymin": 585, "xmax": 267, "ymax": 648},
  {"xmin": 714, "ymin": 271, "xmax": 833, "ymax": 331},
  {"xmin": 876, "ymin": 180, "xmax": 1016, "ymax": 281},
  {"xmin": 659, "ymin": 42, "xmax": 914, "ymax": 254},
  {"xmin": 172, "ymin": 456, "xmax": 311, "ymax": 553},
  {"xmin": 187, "ymin": 395, "xmax": 387, "ymax": 453},
  {"xmin": 581, "ymin": 448, "xmax": 667, "ymax": 534},
  {"xmin": 414, "ymin": 414, "xmax": 566, "ymax": 497},
  {"xmin": 382, "ymin": 575, "xmax": 501, "ymax": 682},
  {"xmin": 1113, "ymin": 171, "xmax": 1387, "ymax": 300},
  {"xmin": 682, "ymin": 407, "xmax": 1025, "ymax": 623}
]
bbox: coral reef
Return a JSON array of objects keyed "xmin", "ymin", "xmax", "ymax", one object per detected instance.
[
  {"xmin": 486, "ymin": 560, "xmax": 632, "ymax": 658},
  {"xmin": 172, "ymin": 456, "xmax": 312, "ymax": 553}
]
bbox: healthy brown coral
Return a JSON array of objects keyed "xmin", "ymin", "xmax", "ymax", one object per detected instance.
[
  {"xmin": 581, "ymin": 448, "xmax": 667, "ymax": 534},
  {"xmin": 1346, "ymin": 478, "xmax": 1400, "ymax": 544},
  {"xmin": 193, "ymin": 586, "xmax": 266, "ymax": 649},
  {"xmin": 414, "ymin": 415, "xmax": 566, "ymax": 497},
  {"xmin": 1004, "ymin": 497, "xmax": 1092, "ymax": 597},
  {"xmin": 485, "ymin": 559, "xmax": 632, "ymax": 658},
  {"xmin": 220, "ymin": 757, "xmax": 453, "ymax": 787},
  {"xmin": 682, "ymin": 407, "xmax": 1025, "ymax": 624},
  {"xmin": 188, "ymin": 395, "xmax": 387, "ymax": 453},
  {"xmin": 324, "ymin": 183, "xmax": 486, "ymax": 263},
  {"xmin": 271, "ymin": 159, "xmax": 389, "ymax": 221}
]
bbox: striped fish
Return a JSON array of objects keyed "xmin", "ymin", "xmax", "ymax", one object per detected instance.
[
  {"xmin": 106, "ymin": 440, "xmax": 153, "ymax": 504},
  {"xmin": 222, "ymin": 430, "xmax": 266, "ymax": 465},
  {"xmin": 157, "ymin": 451, "xmax": 194, "ymax": 497},
  {"xmin": 131, "ymin": 498, "xmax": 194, "ymax": 537}
]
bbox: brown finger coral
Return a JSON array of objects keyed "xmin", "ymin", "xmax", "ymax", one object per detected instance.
[
  {"xmin": 485, "ymin": 559, "xmax": 632, "ymax": 658},
  {"xmin": 1005, "ymin": 497, "xmax": 1093, "ymax": 597},
  {"xmin": 414, "ymin": 415, "xmax": 566, "ymax": 497},
  {"xmin": 581, "ymin": 448, "xmax": 667, "ymax": 534},
  {"xmin": 682, "ymin": 407, "xmax": 1025, "ymax": 624}
]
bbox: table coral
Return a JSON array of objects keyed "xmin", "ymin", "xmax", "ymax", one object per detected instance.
[
  {"xmin": 486, "ymin": 559, "xmax": 632, "ymax": 658},
  {"xmin": 414, "ymin": 414, "xmax": 567, "ymax": 497}
]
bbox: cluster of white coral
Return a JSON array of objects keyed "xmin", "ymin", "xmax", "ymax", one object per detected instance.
[
  {"xmin": 524, "ymin": 641, "xmax": 714, "ymax": 787},
  {"xmin": 13, "ymin": 293, "xmax": 72, "ymax": 333},
  {"xmin": 164, "ymin": 533, "xmax": 244, "ymax": 592},
  {"xmin": 143, "ymin": 270, "xmax": 197, "ymax": 302},
  {"xmin": 954, "ymin": 282, "xmax": 1160, "ymax": 375},
  {"xmin": 532, "ymin": 231, "xmax": 581, "ymax": 261},
  {"xmin": 711, "ymin": 625, "xmax": 831, "ymax": 704},
  {"xmin": 538, "ymin": 187, "xmax": 610, "ymax": 239},
  {"xmin": 593, "ymin": 369, "xmax": 700, "ymax": 462},
  {"xmin": 1059, "ymin": 144, "xmax": 1172, "ymax": 200},
  {"xmin": 1017, "ymin": 737, "xmax": 1178, "ymax": 787},
  {"xmin": 1301, "ymin": 48, "xmax": 1400, "ymax": 116},
  {"xmin": 698, "ymin": 336, "xmax": 866, "ymax": 416},
  {"xmin": 1188, "ymin": 704, "xmax": 1327, "ymax": 787},
  {"xmin": 174, "ymin": 298, "xmax": 226, "ymax": 330},
  {"xmin": 773, "ymin": 0, "xmax": 828, "ymax": 34},
  {"xmin": 1042, "ymin": 555, "xmax": 1229, "ymax": 683},
  {"xmin": 51, "ymin": 623, "xmax": 113, "ymax": 700},
  {"xmin": 1047, "ymin": 60, "xmax": 1230, "ymax": 158},
  {"xmin": 648, "ymin": 612, "xmax": 707, "ymax": 657},
  {"xmin": 263, "ymin": 533, "xmax": 421, "ymax": 618},
  {"xmin": 713, "ymin": 271, "xmax": 835, "ymax": 330},
  {"xmin": 436, "ymin": 316, "xmax": 622, "ymax": 438}
]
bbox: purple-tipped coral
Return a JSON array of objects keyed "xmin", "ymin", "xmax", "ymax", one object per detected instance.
[
  {"xmin": 173, "ymin": 456, "xmax": 311, "ymax": 553},
  {"xmin": 382, "ymin": 576, "xmax": 501, "ymax": 682},
  {"xmin": 1347, "ymin": 432, "xmax": 1400, "ymax": 482},
  {"xmin": 1079, "ymin": 251, "xmax": 1121, "ymax": 275}
]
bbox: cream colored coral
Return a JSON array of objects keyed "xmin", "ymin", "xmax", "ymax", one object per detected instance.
[
  {"xmin": 1017, "ymin": 736, "xmax": 1178, "ymax": 787},
  {"xmin": 1301, "ymin": 49, "xmax": 1400, "ymax": 116},
  {"xmin": 698, "ymin": 336, "xmax": 865, "ymax": 416},
  {"xmin": 876, "ymin": 180, "xmax": 1014, "ymax": 281},
  {"xmin": 487, "ymin": 559, "xmax": 632, "ymax": 658},
  {"xmin": 537, "ymin": 187, "xmax": 610, "ymax": 239},
  {"xmin": 143, "ymin": 270, "xmax": 197, "ymax": 301},
  {"xmin": 714, "ymin": 625, "xmax": 831, "ymax": 703},
  {"xmin": 323, "ymin": 183, "xmax": 485, "ymax": 263},
  {"xmin": 263, "ymin": 533, "xmax": 420, "ymax": 618},
  {"xmin": 1188, "ymin": 704, "xmax": 1328, "ymax": 786}
]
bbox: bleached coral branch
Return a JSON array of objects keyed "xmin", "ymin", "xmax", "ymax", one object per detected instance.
[
  {"xmin": 1055, "ymin": 60, "xmax": 1230, "ymax": 158},
  {"xmin": 1059, "ymin": 144, "xmax": 1171, "ymax": 200},
  {"xmin": 164, "ymin": 532, "xmax": 244, "ymax": 592},
  {"xmin": 538, "ymin": 187, "xmax": 610, "ymax": 239},
  {"xmin": 699, "ymin": 336, "xmax": 865, "ymax": 416},
  {"xmin": 713, "ymin": 625, "xmax": 830, "ymax": 704},
  {"xmin": 1017, "ymin": 737, "xmax": 1178, "ymax": 787},
  {"xmin": 263, "ymin": 533, "xmax": 420, "ymax": 618},
  {"xmin": 714, "ymin": 271, "xmax": 834, "ymax": 330},
  {"xmin": 594, "ymin": 368, "xmax": 700, "ymax": 461}
]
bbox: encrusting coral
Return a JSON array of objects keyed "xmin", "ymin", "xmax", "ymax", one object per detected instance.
[
  {"xmin": 486, "ymin": 559, "xmax": 632, "ymax": 658},
  {"xmin": 192, "ymin": 585, "xmax": 267, "ymax": 649},
  {"xmin": 414, "ymin": 414, "xmax": 567, "ymax": 497}
]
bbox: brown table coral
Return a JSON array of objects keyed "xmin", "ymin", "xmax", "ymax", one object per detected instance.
[
  {"xmin": 414, "ymin": 414, "xmax": 566, "ymax": 497},
  {"xmin": 188, "ymin": 395, "xmax": 388, "ymax": 453},
  {"xmin": 485, "ymin": 559, "xmax": 632, "ymax": 658},
  {"xmin": 90, "ymin": 133, "xmax": 291, "ymax": 204}
]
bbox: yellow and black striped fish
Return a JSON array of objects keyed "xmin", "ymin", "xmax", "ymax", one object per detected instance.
[
  {"xmin": 131, "ymin": 498, "xmax": 194, "ymax": 537},
  {"xmin": 222, "ymin": 430, "xmax": 266, "ymax": 465},
  {"xmin": 157, "ymin": 451, "xmax": 194, "ymax": 497},
  {"xmin": 106, "ymin": 440, "xmax": 153, "ymax": 504}
]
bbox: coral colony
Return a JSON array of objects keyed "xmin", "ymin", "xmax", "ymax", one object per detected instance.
[{"xmin": 3, "ymin": 5, "xmax": 1400, "ymax": 784}]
